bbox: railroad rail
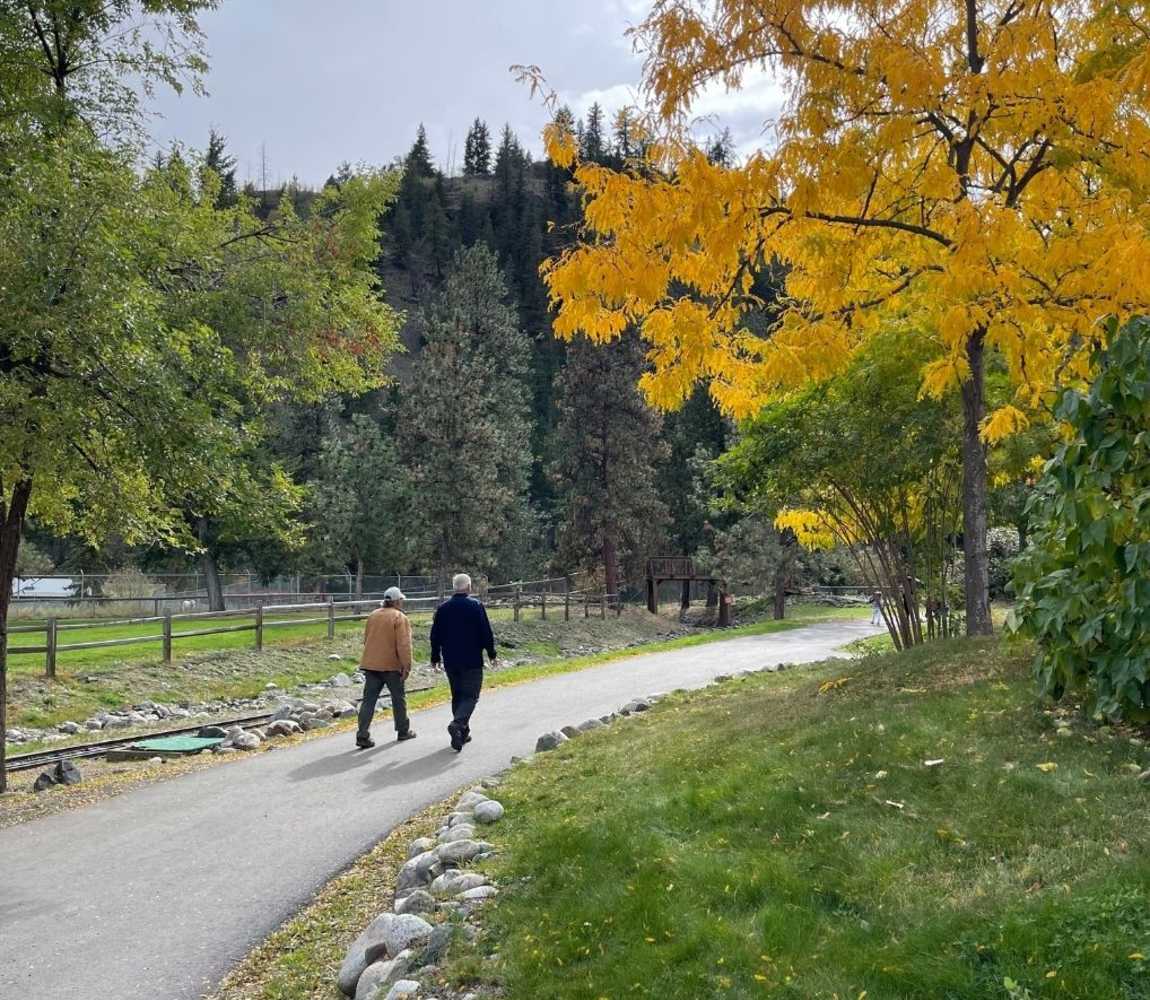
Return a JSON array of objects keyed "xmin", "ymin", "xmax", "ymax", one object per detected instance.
[{"xmin": 5, "ymin": 685, "xmax": 433, "ymax": 774}]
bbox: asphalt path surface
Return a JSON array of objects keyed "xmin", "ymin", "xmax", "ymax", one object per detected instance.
[{"xmin": 0, "ymin": 618, "xmax": 877, "ymax": 999}]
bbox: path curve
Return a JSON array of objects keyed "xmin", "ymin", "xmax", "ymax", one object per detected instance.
[{"xmin": 0, "ymin": 619, "xmax": 877, "ymax": 1000}]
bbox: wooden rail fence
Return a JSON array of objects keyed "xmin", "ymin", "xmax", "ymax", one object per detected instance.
[{"xmin": 7, "ymin": 578, "xmax": 625, "ymax": 677}]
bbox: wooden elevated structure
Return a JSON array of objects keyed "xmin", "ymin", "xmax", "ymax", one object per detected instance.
[{"xmin": 645, "ymin": 557, "xmax": 731, "ymax": 626}]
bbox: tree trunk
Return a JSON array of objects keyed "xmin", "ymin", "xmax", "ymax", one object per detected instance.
[
  {"xmin": 960, "ymin": 330, "xmax": 993, "ymax": 635},
  {"xmin": 603, "ymin": 533, "xmax": 619, "ymax": 604},
  {"xmin": 196, "ymin": 517, "xmax": 226, "ymax": 613},
  {"xmin": 0, "ymin": 478, "xmax": 34, "ymax": 794},
  {"xmin": 354, "ymin": 556, "xmax": 364, "ymax": 597}
]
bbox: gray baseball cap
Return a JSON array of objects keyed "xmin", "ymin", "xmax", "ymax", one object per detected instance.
[{"xmin": 383, "ymin": 586, "xmax": 406, "ymax": 602}]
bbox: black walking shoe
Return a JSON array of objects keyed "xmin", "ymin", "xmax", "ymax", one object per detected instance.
[
  {"xmin": 397, "ymin": 730, "xmax": 417, "ymax": 742},
  {"xmin": 448, "ymin": 723, "xmax": 464, "ymax": 752},
  {"xmin": 355, "ymin": 735, "xmax": 375, "ymax": 749}
]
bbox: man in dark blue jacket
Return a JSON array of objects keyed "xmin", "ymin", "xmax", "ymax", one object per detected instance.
[{"xmin": 430, "ymin": 572, "xmax": 497, "ymax": 751}]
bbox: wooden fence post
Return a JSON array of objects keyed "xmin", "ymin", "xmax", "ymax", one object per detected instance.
[
  {"xmin": 564, "ymin": 585, "xmax": 570, "ymax": 622},
  {"xmin": 255, "ymin": 603, "xmax": 264, "ymax": 651},
  {"xmin": 540, "ymin": 590, "xmax": 547, "ymax": 620},
  {"xmin": 616, "ymin": 596, "xmax": 622, "ymax": 618},
  {"xmin": 163, "ymin": 613, "xmax": 172, "ymax": 663},
  {"xmin": 45, "ymin": 618, "xmax": 58, "ymax": 679},
  {"xmin": 584, "ymin": 595, "xmax": 589, "ymax": 619},
  {"xmin": 601, "ymin": 594, "xmax": 607, "ymax": 619},
  {"xmin": 513, "ymin": 586, "xmax": 521, "ymax": 623},
  {"xmin": 327, "ymin": 597, "xmax": 336, "ymax": 640},
  {"xmin": 154, "ymin": 597, "xmax": 160, "ymax": 617}
]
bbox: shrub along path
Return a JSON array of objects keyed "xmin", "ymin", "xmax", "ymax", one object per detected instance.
[
  {"xmin": 452, "ymin": 639, "xmax": 1150, "ymax": 999},
  {"xmin": 0, "ymin": 618, "xmax": 876, "ymax": 1000}
]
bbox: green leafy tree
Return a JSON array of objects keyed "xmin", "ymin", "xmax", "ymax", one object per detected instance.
[
  {"xmin": 718, "ymin": 334, "xmax": 963, "ymax": 648},
  {"xmin": 0, "ymin": 4, "xmax": 400, "ymax": 786},
  {"xmin": 1010, "ymin": 316, "xmax": 1150, "ymax": 722},
  {"xmin": 399, "ymin": 244, "xmax": 534, "ymax": 581},
  {"xmin": 552, "ymin": 335, "xmax": 670, "ymax": 598},
  {"xmin": 311, "ymin": 414, "xmax": 412, "ymax": 595},
  {"xmin": 463, "ymin": 117, "xmax": 491, "ymax": 176}
]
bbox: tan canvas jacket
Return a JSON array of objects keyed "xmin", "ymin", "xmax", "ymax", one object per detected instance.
[{"xmin": 360, "ymin": 606, "xmax": 413, "ymax": 675}]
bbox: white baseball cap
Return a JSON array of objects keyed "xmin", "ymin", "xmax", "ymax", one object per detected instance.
[{"xmin": 383, "ymin": 586, "xmax": 406, "ymax": 602}]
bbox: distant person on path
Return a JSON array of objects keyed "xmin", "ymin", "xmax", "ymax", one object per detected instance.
[
  {"xmin": 430, "ymin": 573, "xmax": 497, "ymax": 752},
  {"xmin": 870, "ymin": 590, "xmax": 883, "ymax": 626},
  {"xmin": 356, "ymin": 586, "xmax": 417, "ymax": 749}
]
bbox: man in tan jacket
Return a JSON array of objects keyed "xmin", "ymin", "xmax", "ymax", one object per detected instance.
[{"xmin": 356, "ymin": 586, "xmax": 417, "ymax": 748}]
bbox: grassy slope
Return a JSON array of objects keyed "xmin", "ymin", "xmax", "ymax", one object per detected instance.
[{"xmin": 453, "ymin": 639, "xmax": 1150, "ymax": 1000}]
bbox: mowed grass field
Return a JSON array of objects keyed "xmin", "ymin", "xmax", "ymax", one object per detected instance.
[
  {"xmin": 445, "ymin": 638, "xmax": 1150, "ymax": 1000},
  {"xmin": 6, "ymin": 602, "xmax": 865, "ymax": 734}
]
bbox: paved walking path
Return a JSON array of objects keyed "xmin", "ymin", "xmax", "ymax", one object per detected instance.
[{"xmin": 0, "ymin": 619, "xmax": 877, "ymax": 1000}]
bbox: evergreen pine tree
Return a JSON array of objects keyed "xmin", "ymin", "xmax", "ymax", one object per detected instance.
[
  {"xmin": 552, "ymin": 335, "xmax": 669, "ymax": 597},
  {"xmin": 400, "ymin": 245, "xmax": 534, "ymax": 579},
  {"xmin": 706, "ymin": 127, "xmax": 735, "ymax": 167},
  {"xmin": 203, "ymin": 129, "xmax": 238, "ymax": 207},
  {"xmin": 611, "ymin": 107, "xmax": 636, "ymax": 166},
  {"xmin": 405, "ymin": 123, "xmax": 435, "ymax": 178},
  {"xmin": 311, "ymin": 414, "xmax": 413, "ymax": 594},
  {"xmin": 463, "ymin": 117, "xmax": 492, "ymax": 176},
  {"xmin": 580, "ymin": 102, "xmax": 606, "ymax": 163}
]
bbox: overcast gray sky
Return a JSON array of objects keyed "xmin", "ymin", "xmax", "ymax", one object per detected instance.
[{"xmin": 149, "ymin": 0, "xmax": 783, "ymax": 187}]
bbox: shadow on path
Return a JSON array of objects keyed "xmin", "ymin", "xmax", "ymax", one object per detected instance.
[
  {"xmin": 360, "ymin": 747, "xmax": 463, "ymax": 790},
  {"xmin": 285, "ymin": 741, "xmax": 401, "ymax": 783}
]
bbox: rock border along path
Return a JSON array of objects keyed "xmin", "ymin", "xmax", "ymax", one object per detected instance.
[{"xmin": 0, "ymin": 619, "xmax": 878, "ymax": 1000}]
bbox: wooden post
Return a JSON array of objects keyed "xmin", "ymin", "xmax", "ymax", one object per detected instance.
[
  {"xmin": 718, "ymin": 592, "xmax": 731, "ymax": 627},
  {"xmin": 255, "ymin": 603, "xmax": 264, "ymax": 651},
  {"xmin": 564, "ymin": 585, "xmax": 570, "ymax": 622},
  {"xmin": 601, "ymin": 594, "xmax": 607, "ymax": 619},
  {"xmin": 45, "ymin": 618, "xmax": 58, "ymax": 679},
  {"xmin": 327, "ymin": 597, "xmax": 335, "ymax": 640},
  {"xmin": 162, "ymin": 613, "xmax": 172, "ymax": 663},
  {"xmin": 584, "ymin": 595, "xmax": 589, "ymax": 619},
  {"xmin": 616, "ymin": 595, "xmax": 622, "ymax": 617},
  {"xmin": 513, "ymin": 586, "xmax": 521, "ymax": 622},
  {"xmin": 647, "ymin": 578, "xmax": 657, "ymax": 614},
  {"xmin": 154, "ymin": 596, "xmax": 160, "ymax": 617},
  {"xmin": 681, "ymin": 579, "xmax": 691, "ymax": 611},
  {"xmin": 541, "ymin": 590, "xmax": 547, "ymax": 620}
]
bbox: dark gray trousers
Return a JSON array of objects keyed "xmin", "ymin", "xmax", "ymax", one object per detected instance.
[
  {"xmin": 447, "ymin": 667, "xmax": 483, "ymax": 734},
  {"xmin": 357, "ymin": 670, "xmax": 409, "ymax": 738}
]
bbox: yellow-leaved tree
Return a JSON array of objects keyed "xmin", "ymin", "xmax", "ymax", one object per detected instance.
[{"xmin": 534, "ymin": 1, "xmax": 1150, "ymax": 634}]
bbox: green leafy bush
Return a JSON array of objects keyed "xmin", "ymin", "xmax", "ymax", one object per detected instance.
[{"xmin": 1010, "ymin": 316, "xmax": 1150, "ymax": 720}]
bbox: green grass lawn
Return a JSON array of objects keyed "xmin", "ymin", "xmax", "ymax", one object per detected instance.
[
  {"xmin": 449, "ymin": 638, "xmax": 1150, "ymax": 1000},
  {"xmin": 7, "ymin": 602, "xmax": 862, "ymax": 735}
]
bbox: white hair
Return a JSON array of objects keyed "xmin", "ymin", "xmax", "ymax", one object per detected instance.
[{"xmin": 452, "ymin": 573, "xmax": 472, "ymax": 593}]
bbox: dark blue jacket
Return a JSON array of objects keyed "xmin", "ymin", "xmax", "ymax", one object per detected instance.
[{"xmin": 430, "ymin": 594, "xmax": 496, "ymax": 672}]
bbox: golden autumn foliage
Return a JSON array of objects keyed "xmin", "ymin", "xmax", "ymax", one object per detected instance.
[{"xmin": 540, "ymin": 1, "xmax": 1150, "ymax": 440}]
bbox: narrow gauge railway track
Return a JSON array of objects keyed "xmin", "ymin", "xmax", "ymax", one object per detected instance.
[{"xmin": 5, "ymin": 684, "xmax": 434, "ymax": 773}]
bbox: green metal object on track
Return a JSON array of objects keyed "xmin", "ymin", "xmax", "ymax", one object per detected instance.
[{"xmin": 129, "ymin": 736, "xmax": 223, "ymax": 754}]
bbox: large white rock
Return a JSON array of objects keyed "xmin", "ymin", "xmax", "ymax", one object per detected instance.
[
  {"xmin": 472, "ymin": 800, "xmax": 504, "ymax": 825},
  {"xmin": 437, "ymin": 824, "xmax": 476, "ymax": 844},
  {"xmin": 338, "ymin": 913, "xmax": 398, "ymax": 996},
  {"xmin": 535, "ymin": 731, "xmax": 568, "ymax": 752},
  {"xmin": 407, "ymin": 837, "xmax": 435, "ymax": 859},
  {"xmin": 456, "ymin": 885, "xmax": 499, "ymax": 902},
  {"xmin": 435, "ymin": 839, "xmax": 484, "ymax": 866},
  {"xmin": 455, "ymin": 790, "xmax": 488, "ymax": 810},
  {"xmin": 379, "ymin": 914, "xmax": 433, "ymax": 960},
  {"xmin": 430, "ymin": 871, "xmax": 489, "ymax": 898},
  {"xmin": 394, "ymin": 890, "xmax": 435, "ymax": 916},
  {"xmin": 395, "ymin": 851, "xmax": 441, "ymax": 894},
  {"xmin": 354, "ymin": 951, "xmax": 412, "ymax": 1000}
]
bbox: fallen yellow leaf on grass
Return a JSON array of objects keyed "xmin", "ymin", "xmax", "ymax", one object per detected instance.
[
  {"xmin": 1131, "ymin": 952, "xmax": 1145, "ymax": 961},
  {"xmin": 1036, "ymin": 762, "xmax": 1058, "ymax": 773}
]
